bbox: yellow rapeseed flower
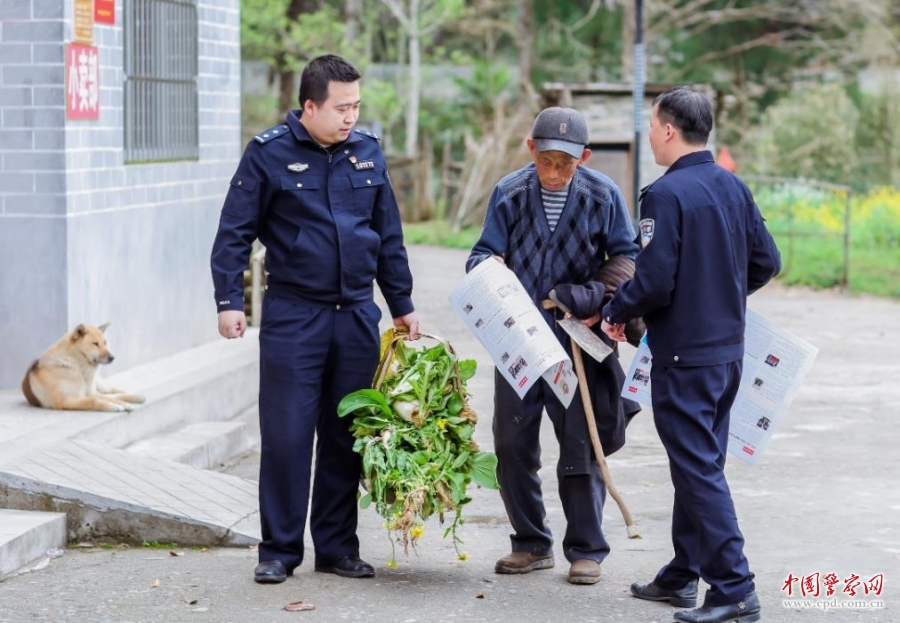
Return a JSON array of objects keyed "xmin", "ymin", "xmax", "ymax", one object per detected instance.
[
  {"xmin": 410, "ymin": 525, "xmax": 425, "ymax": 539},
  {"xmin": 458, "ymin": 552, "xmax": 468, "ymax": 561},
  {"xmin": 437, "ymin": 418, "xmax": 448, "ymax": 430},
  {"xmin": 386, "ymin": 559, "xmax": 398, "ymax": 569}
]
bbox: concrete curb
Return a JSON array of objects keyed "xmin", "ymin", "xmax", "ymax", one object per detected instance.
[{"xmin": 0, "ymin": 509, "xmax": 66, "ymax": 580}]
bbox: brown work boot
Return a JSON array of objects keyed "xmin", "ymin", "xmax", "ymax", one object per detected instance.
[
  {"xmin": 494, "ymin": 551, "xmax": 555, "ymax": 574},
  {"xmin": 568, "ymin": 559, "xmax": 602, "ymax": 585}
]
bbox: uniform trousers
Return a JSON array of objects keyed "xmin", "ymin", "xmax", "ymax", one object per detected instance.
[
  {"xmin": 257, "ymin": 294, "xmax": 381, "ymax": 573},
  {"xmin": 493, "ymin": 369, "xmax": 610, "ymax": 563},
  {"xmin": 649, "ymin": 361, "xmax": 756, "ymax": 606}
]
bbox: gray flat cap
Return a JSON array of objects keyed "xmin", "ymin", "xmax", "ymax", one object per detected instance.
[{"xmin": 531, "ymin": 106, "xmax": 589, "ymax": 159}]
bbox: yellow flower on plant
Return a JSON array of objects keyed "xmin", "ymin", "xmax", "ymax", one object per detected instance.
[
  {"xmin": 386, "ymin": 559, "xmax": 398, "ymax": 569},
  {"xmin": 410, "ymin": 525, "xmax": 425, "ymax": 539},
  {"xmin": 458, "ymin": 552, "xmax": 468, "ymax": 561},
  {"xmin": 437, "ymin": 418, "xmax": 448, "ymax": 430}
]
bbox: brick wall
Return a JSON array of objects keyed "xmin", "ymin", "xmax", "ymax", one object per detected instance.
[{"xmin": 0, "ymin": 0, "xmax": 241, "ymax": 389}]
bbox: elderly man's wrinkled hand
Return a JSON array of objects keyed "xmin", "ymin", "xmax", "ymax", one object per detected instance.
[{"xmin": 601, "ymin": 319, "xmax": 627, "ymax": 342}]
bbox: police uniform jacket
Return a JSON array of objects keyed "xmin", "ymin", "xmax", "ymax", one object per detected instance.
[
  {"xmin": 211, "ymin": 110, "xmax": 414, "ymax": 318},
  {"xmin": 602, "ymin": 150, "xmax": 781, "ymax": 366}
]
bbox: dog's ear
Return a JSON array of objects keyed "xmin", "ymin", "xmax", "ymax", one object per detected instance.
[
  {"xmin": 98, "ymin": 322, "xmax": 111, "ymax": 333},
  {"xmin": 72, "ymin": 324, "xmax": 87, "ymax": 340}
]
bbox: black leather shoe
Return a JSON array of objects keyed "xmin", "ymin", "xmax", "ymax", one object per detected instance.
[
  {"xmin": 630, "ymin": 579, "xmax": 698, "ymax": 608},
  {"xmin": 674, "ymin": 591, "xmax": 761, "ymax": 623},
  {"xmin": 253, "ymin": 560, "xmax": 289, "ymax": 584},
  {"xmin": 315, "ymin": 556, "xmax": 375, "ymax": 578}
]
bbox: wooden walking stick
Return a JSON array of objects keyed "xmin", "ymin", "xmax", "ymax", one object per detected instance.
[{"xmin": 543, "ymin": 298, "xmax": 641, "ymax": 539}]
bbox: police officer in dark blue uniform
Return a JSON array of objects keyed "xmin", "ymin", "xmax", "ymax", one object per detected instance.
[
  {"xmin": 210, "ymin": 54, "xmax": 419, "ymax": 584},
  {"xmin": 601, "ymin": 86, "xmax": 781, "ymax": 623}
]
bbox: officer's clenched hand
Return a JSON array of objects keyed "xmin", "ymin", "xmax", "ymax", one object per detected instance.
[
  {"xmin": 394, "ymin": 312, "xmax": 421, "ymax": 341},
  {"xmin": 218, "ymin": 310, "xmax": 247, "ymax": 339}
]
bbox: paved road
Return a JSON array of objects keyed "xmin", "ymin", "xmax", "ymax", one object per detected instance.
[{"xmin": 1, "ymin": 245, "xmax": 897, "ymax": 623}]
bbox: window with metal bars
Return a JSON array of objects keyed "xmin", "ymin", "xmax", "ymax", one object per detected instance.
[{"xmin": 124, "ymin": 0, "xmax": 198, "ymax": 163}]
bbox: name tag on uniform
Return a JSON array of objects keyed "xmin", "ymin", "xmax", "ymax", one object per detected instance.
[{"xmin": 353, "ymin": 160, "xmax": 375, "ymax": 171}]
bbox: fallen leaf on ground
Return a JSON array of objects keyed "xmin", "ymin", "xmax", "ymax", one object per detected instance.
[
  {"xmin": 186, "ymin": 599, "xmax": 198, "ymax": 605},
  {"xmin": 151, "ymin": 578, "xmax": 160, "ymax": 588},
  {"xmin": 169, "ymin": 551, "xmax": 185, "ymax": 557},
  {"xmin": 283, "ymin": 601, "xmax": 316, "ymax": 612},
  {"xmin": 475, "ymin": 591, "xmax": 484, "ymax": 599}
]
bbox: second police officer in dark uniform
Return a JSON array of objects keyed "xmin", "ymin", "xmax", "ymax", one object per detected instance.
[
  {"xmin": 602, "ymin": 86, "xmax": 780, "ymax": 623},
  {"xmin": 211, "ymin": 54, "xmax": 419, "ymax": 584}
]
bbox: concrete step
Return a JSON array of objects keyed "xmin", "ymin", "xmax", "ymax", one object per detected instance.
[
  {"xmin": 0, "ymin": 440, "xmax": 260, "ymax": 547},
  {"xmin": 0, "ymin": 509, "xmax": 66, "ymax": 580},
  {"xmin": 0, "ymin": 330, "xmax": 259, "ymax": 468},
  {"xmin": 72, "ymin": 328, "xmax": 260, "ymax": 450},
  {"xmin": 124, "ymin": 406, "xmax": 259, "ymax": 470}
]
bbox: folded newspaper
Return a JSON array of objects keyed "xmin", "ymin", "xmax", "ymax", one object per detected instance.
[
  {"xmin": 449, "ymin": 259, "xmax": 578, "ymax": 408},
  {"xmin": 622, "ymin": 309, "xmax": 818, "ymax": 465}
]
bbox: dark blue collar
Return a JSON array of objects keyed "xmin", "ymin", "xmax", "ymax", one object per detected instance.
[{"xmin": 666, "ymin": 150, "xmax": 715, "ymax": 174}]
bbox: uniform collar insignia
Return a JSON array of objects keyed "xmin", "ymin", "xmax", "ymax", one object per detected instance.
[{"xmin": 287, "ymin": 162, "xmax": 309, "ymax": 173}]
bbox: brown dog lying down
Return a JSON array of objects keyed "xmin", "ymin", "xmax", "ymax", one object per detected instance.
[{"xmin": 21, "ymin": 323, "xmax": 146, "ymax": 412}]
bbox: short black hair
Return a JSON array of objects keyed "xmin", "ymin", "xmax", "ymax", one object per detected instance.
[
  {"xmin": 298, "ymin": 54, "xmax": 362, "ymax": 108},
  {"xmin": 653, "ymin": 86, "xmax": 713, "ymax": 145}
]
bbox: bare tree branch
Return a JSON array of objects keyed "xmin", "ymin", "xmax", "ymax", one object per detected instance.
[
  {"xmin": 571, "ymin": 0, "xmax": 604, "ymax": 32},
  {"xmin": 381, "ymin": 0, "xmax": 411, "ymax": 30}
]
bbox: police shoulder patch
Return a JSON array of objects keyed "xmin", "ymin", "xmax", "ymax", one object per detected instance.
[
  {"xmin": 254, "ymin": 124, "xmax": 290, "ymax": 144},
  {"xmin": 639, "ymin": 218, "xmax": 655, "ymax": 248},
  {"xmin": 354, "ymin": 128, "xmax": 381, "ymax": 142}
]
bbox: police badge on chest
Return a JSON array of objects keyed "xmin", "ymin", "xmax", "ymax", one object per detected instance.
[{"xmin": 349, "ymin": 155, "xmax": 375, "ymax": 171}]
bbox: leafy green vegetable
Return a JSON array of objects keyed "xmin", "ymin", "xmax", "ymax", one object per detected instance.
[{"xmin": 337, "ymin": 329, "xmax": 498, "ymax": 566}]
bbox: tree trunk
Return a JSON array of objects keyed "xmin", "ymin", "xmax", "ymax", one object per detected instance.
[
  {"xmin": 345, "ymin": 0, "xmax": 363, "ymax": 42},
  {"xmin": 517, "ymin": 0, "xmax": 533, "ymax": 96},
  {"xmin": 405, "ymin": 0, "xmax": 421, "ymax": 158},
  {"xmin": 278, "ymin": 0, "xmax": 318, "ymax": 115},
  {"xmin": 620, "ymin": 0, "xmax": 634, "ymax": 82}
]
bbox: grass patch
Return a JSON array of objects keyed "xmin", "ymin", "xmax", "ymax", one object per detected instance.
[
  {"xmin": 402, "ymin": 221, "xmax": 481, "ymax": 250},
  {"xmin": 141, "ymin": 540, "xmax": 180, "ymax": 549},
  {"xmin": 845, "ymin": 244, "xmax": 900, "ymax": 298},
  {"xmin": 770, "ymin": 227, "xmax": 900, "ymax": 298},
  {"xmin": 770, "ymin": 232, "xmax": 845, "ymax": 290}
]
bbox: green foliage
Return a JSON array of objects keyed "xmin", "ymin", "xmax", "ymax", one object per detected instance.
[
  {"xmin": 241, "ymin": 93, "xmax": 281, "ymax": 145},
  {"xmin": 281, "ymin": 5, "xmax": 365, "ymax": 73},
  {"xmin": 401, "ymin": 221, "xmax": 482, "ymax": 249},
  {"xmin": 360, "ymin": 79, "xmax": 404, "ymax": 152},
  {"xmin": 452, "ymin": 59, "xmax": 515, "ymax": 130},
  {"xmin": 854, "ymin": 84, "xmax": 900, "ymax": 188},
  {"xmin": 337, "ymin": 330, "xmax": 497, "ymax": 566},
  {"xmin": 532, "ymin": 0, "xmax": 622, "ymax": 83},
  {"xmin": 141, "ymin": 540, "xmax": 179, "ymax": 549},
  {"xmin": 752, "ymin": 183, "xmax": 900, "ymax": 297},
  {"xmin": 240, "ymin": 1, "xmax": 364, "ymax": 69},
  {"xmin": 240, "ymin": 0, "xmax": 290, "ymax": 64},
  {"xmin": 750, "ymin": 84, "xmax": 859, "ymax": 185}
]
